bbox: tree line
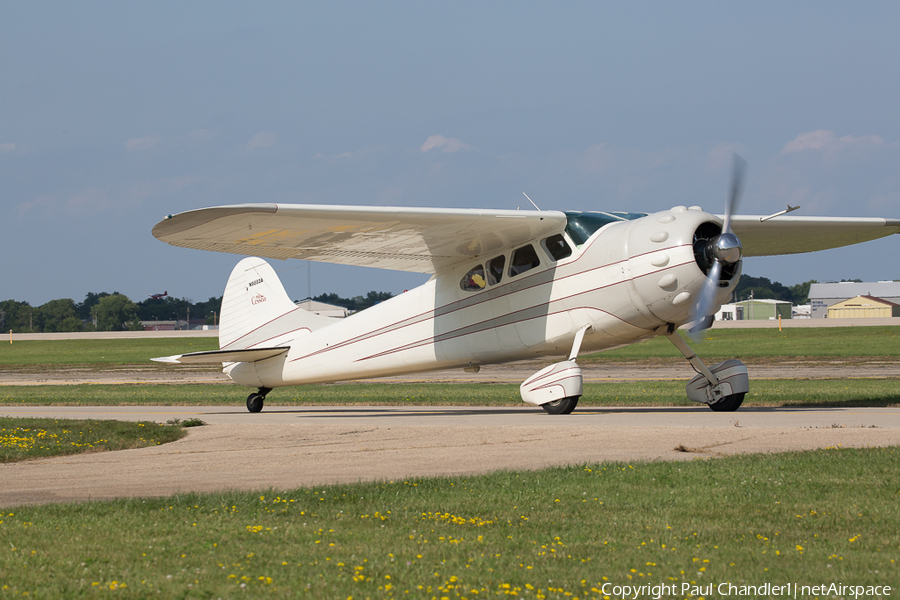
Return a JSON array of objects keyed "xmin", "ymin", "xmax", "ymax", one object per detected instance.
[
  {"xmin": 731, "ymin": 276, "xmax": 818, "ymax": 305},
  {"xmin": 0, "ymin": 294, "xmax": 223, "ymax": 333},
  {"xmin": 1, "ymin": 290, "xmax": 395, "ymax": 333}
]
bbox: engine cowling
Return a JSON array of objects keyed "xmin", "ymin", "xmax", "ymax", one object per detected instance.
[{"xmin": 623, "ymin": 206, "xmax": 741, "ymax": 326}]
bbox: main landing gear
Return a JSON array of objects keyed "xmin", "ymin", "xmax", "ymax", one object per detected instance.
[
  {"xmin": 661, "ymin": 325, "xmax": 749, "ymax": 412},
  {"xmin": 246, "ymin": 388, "xmax": 272, "ymax": 413},
  {"xmin": 541, "ymin": 395, "xmax": 580, "ymax": 415},
  {"xmin": 520, "ymin": 325, "xmax": 591, "ymax": 415}
]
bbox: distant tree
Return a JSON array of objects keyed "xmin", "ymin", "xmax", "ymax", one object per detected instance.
[
  {"xmin": 731, "ymin": 276, "xmax": 820, "ymax": 305},
  {"xmin": 93, "ymin": 294, "xmax": 139, "ymax": 331},
  {"xmin": 312, "ymin": 291, "xmax": 393, "ymax": 312},
  {"xmin": 732, "ymin": 276, "xmax": 793, "ymax": 302},
  {"xmin": 136, "ymin": 296, "xmax": 191, "ymax": 322},
  {"xmin": 192, "ymin": 296, "xmax": 223, "ymax": 325},
  {"xmin": 133, "ymin": 295, "xmax": 222, "ymax": 325},
  {"xmin": 789, "ymin": 280, "xmax": 817, "ymax": 305},
  {"xmin": 312, "ymin": 292, "xmax": 344, "ymax": 306},
  {"xmin": 365, "ymin": 291, "xmax": 393, "ymax": 306},
  {"xmin": 0, "ymin": 299, "xmax": 34, "ymax": 332},
  {"xmin": 37, "ymin": 298, "xmax": 82, "ymax": 332},
  {"xmin": 76, "ymin": 292, "xmax": 111, "ymax": 321}
]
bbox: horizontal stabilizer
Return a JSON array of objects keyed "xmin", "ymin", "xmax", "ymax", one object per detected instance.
[{"xmin": 152, "ymin": 347, "xmax": 290, "ymax": 365}]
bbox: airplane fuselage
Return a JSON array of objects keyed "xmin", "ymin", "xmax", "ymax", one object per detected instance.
[{"xmin": 226, "ymin": 206, "xmax": 735, "ymax": 388}]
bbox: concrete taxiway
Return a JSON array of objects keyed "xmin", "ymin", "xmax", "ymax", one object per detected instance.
[{"xmin": 2, "ymin": 405, "xmax": 899, "ymax": 507}]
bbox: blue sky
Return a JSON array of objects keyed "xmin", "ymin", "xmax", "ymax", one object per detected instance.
[{"xmin": 3, "ymin": 2, "xmax": 899, "ymax": 306}]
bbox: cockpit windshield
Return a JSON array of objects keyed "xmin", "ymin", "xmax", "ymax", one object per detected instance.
[{"xmin": 564, "ymin": 211, "xmax": 647, "ymax": 246}]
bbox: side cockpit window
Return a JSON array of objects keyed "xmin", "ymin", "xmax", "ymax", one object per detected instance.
[
  {"xmin": 460, "ymin": 265, "xmax": 487, "ymax": 291},
  {"xmin": 509, "ymin": 244, "xmax": 540, "ymax": 277},
  {"xmin": 542, "ymin": 234, "xmax": 572, "ymax": 261}
]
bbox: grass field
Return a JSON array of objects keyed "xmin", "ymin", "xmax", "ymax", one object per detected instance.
[
  {"xmin": 0, "ymin": 337, "xmax": 219, "ymax": 367},
  {"xmin": 1, "ymin": 378, "xmax": 899, "ymax": 408},
  {"xmin": 1, "ymin": 330, "xmax": 897, "ymax": 596},
  {"xmin": 0, "ymin": 417, "xmax": 186, "ymax": 463},
  {"xmin": 2, "ymin": 327, "xmax": 900, "ymax": 367},
  {"xmin": 0, "ymin": 447, "xmax": 897, "ymax": 598},
  {"xmin": 583, "ymin": 326, "xmax": 900, "ymax": 362}
]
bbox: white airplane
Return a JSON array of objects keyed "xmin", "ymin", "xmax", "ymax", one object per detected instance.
[{"xmin": 151, "ymin": 163, "xmax": 900, "ymax": 414}]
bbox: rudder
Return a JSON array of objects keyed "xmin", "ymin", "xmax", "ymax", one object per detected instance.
[{"xmin": 219, "ymin": 257, "xmax": 332, "ymax": 350}]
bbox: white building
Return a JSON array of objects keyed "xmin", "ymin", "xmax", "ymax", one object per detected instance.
[{"xmin": 295, "ymin": 299, "xmax": 350, "ymax": 318}]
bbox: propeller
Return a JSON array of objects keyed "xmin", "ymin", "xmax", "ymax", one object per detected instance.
[{"xmin": 689, "ymin": 154, "xmax": 746, "ymax": 335}]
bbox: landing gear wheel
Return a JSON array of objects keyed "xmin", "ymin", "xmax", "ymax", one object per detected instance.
[
  {"xmin": 246, "ymin": 393, "xmax": 265, "ymax": 413},
  {"xmin": 541, "ymin": 396, "xmax": 580, "ymax": 415},
  {"xmin": 708, "ymin": 392, "xmax": 745, "ymax": 412}
]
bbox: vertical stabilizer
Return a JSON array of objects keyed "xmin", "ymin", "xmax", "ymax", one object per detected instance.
[{"xmin": 219, "ymin": 257, "xmax": 332, "ymax": 350}]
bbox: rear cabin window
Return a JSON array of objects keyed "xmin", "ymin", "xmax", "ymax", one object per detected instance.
[
  {"xmin": 460, "ymin": 265, "xmax": 486, "ymax": 291},
  {"xmin": 509, "ymin": 245, "xmax": 541, "ymax": 277},
  {"xmin": 542, "ymin": 234, "xmax": 572, "ymax": 261},
  {"xmin": 486, "ymin": 255, "xmax": 506, "ymax": 285}
]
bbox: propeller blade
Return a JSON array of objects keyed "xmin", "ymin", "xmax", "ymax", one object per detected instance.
[
  {"xmin": 689, "ymin": 260, "xmax": 722, "ymax": 339},
  {"xmin": 688, "ymin": 154, "xmax": 747, "ymax": 340},
  {"xmin": 722, "ymin": 154, "xmax": 746, "ymax": 235}
]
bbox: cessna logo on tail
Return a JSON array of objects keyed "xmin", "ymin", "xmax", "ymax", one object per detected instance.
[{"xmin": 251, "ymin": 294, "xmax": 267, "ymax": 305}]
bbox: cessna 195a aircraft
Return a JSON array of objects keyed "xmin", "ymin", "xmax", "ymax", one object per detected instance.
[{"xmin": 152, "ymin": 160, "xmax": 900, "ymax": 414}]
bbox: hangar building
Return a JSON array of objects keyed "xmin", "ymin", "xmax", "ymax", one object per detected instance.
[
  {"xmin": 808, "ymin": 281, "xmax": 900, "ymax": 318},
  {"xmin": 826, "ymin": 296, "xmax": 900, "ymax": 319}
]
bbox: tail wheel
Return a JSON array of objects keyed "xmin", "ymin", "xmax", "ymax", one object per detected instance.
[
  {"xmin": 541, "ymin": 396, "xmax": 580, "ymax": 415},
  {"xmin": 246, "ymin": 393, "xmax": 265, "ymax": 413},
  {"xmin": 709, "ymin": 393, "xmax": 745, "ymax": 412}
]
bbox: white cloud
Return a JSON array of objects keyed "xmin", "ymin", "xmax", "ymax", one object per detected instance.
[
  {"xmin": 782, "ymin": 130, "xmax": 884, "ymax": 154},
  {"xmin": 125, "ymin": 135, "xmax": 162, "ymax": 151},
  {"xmin": 420, "ymin": 134, "xmax": 470, "ymax": 153},
  {"xmin": 245, "ymin": 132, "xmax": 277, "ymax": 151},
  {"xmin": 0, "ymin": 142, "xmax": 15, "ymax": 153}
]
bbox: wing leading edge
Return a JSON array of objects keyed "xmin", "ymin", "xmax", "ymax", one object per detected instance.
[
  {"xmin": 152, "ymin": 203, "xmax": 567, "ymax": 274},
  {"xmin": 152, "ymin": 203, "xmax": 900, "ymax": 268},
  {"xmin": 729, "ymin": 215, "xmax": 900, "ymax": 257}
]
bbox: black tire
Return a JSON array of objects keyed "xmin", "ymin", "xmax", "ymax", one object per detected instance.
[
  {"xmin": 541, "ymin": 396, "xmax": 580, "ymax": 415},
  {"xmin": 708, "ymin": 392, "xmax": 745, "ymax": 412},
  {"xmin": 246, "ymin": 393, "xmax": 265, "ymax": 413}
]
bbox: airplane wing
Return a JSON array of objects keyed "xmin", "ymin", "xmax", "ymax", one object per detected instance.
[
  {"xmin": 729, "ymin": 215, "xmax": 900, "ymax": 257},
  {"xmin": 152, "ymin": 204, "xmax": 567, "ymax": 274}
]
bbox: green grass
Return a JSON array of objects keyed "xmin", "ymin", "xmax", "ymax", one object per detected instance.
[
  {"xmin": 2, "ymin": 327, "xmax": 900, "ymax": 368},
  {"xmin": 0, "ymin": 447, "xmax": 897, "ymax": 597},
  {"xmin": 2, "ymin": 379, "xmax": 899, "ymax": 408},
  {"xmin": 0, "ymin": 417, "xmax": 186, "ymax": 463},
  {"xmin": 0, "ymin": 337, "xmax": 219, "ymax": 366},
  {"xmin": 588, "ymin": 326, "xmax": 900, "ymax": 362}
]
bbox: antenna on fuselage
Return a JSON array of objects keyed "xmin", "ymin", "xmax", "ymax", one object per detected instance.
[{"xmin": 522, "ymin": 192, "xmax": 541, "ymax": 211}]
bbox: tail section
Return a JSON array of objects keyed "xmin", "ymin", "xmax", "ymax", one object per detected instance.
[{"xmin": 219, "ymin": 257, "xmax": 333, "ymax": 350}]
